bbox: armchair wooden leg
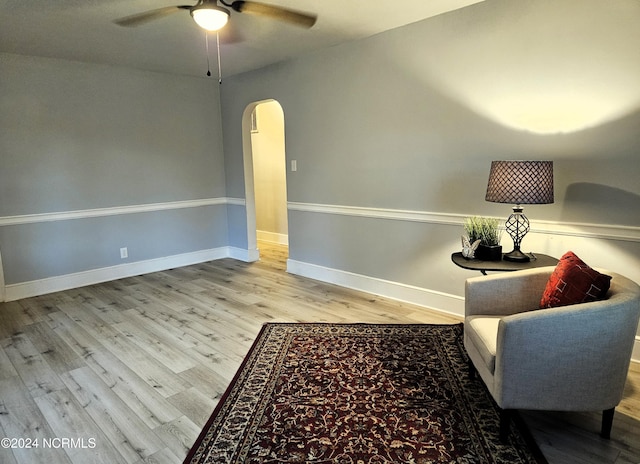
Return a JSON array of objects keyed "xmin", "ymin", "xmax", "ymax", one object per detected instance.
[
  {"xmin": 499, "ymin": 409, "xmax": 512, "ymax": 443},
  {"xmin": 601, "ymin": 408, "xmax": 614, "ymax": 439}
]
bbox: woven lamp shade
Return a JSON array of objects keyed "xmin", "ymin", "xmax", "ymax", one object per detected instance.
[{"xmin": 485, "ymin": 161, "xmax": 554, "ymax": 205}]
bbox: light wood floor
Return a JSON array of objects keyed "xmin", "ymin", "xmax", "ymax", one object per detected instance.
[{"xmin": 0, "ymin": 242, "xmax": 638, "ymax": 463}]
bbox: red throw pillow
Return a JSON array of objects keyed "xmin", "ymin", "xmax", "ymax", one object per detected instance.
[{"xmin": 540, "ymin": 251, "xmax": 612, "ymax": 309}]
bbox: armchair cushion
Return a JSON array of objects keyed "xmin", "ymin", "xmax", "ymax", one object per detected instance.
[
  {"xmin": 540, "ymin": 251, "xmax": 611, "ymax": 309},
  {"xmin": 466, "ymin": 316, "xmax": 500, "ymax": 373}
]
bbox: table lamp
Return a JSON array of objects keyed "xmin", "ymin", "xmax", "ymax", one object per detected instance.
[{"xmin": 485, "ymin": 161, "xmax": 554, "ymax": 262}]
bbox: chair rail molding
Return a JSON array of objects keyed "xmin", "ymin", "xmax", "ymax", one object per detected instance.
[
  {"xmin": 287, "ymin": 202, "xmax": 640, "ymax": 243},
  {"xmin": 0, "ymin": 197, "xmax": 232, "ymax": 226}
]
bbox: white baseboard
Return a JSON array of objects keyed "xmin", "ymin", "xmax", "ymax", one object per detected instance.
[
  {"xmin": 3, "ymin": 246, "xmax": 257, "ymax": 302},
  {"xmin": 4, "ymin": 247, "xmax": 638, "ymax": 364},
  {"xmin": 228, "ymin": 246, "xmax": 260, "ymax": 262},
  {"xmin": 286, "ymin": 259, "xmax": 464, "ymax": 319},
  {"xmin": 257, "ymin": 230, "xmax": 288, "ymax": 245},
  {"xmin": 286, "ymin": 259, "xmax": 640, "ymax": 363}
]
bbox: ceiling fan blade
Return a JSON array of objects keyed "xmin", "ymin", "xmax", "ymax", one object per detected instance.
[
  {"xmin": 114, "ymin": 6, "xmax": 189, "ymax": 27},
  {"xmin": 231, "ymin": 1, "xmax": 317, "ymax": 28}
]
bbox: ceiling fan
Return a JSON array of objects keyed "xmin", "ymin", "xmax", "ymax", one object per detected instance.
[{"xmin": 114, "ymin": 0, "xmax": 317, "ymax": 31}]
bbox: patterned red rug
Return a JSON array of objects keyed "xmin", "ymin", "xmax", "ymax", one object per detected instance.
[{"xmin": 184, "ymin": 323, "xmax": 547, "ymax": 463}]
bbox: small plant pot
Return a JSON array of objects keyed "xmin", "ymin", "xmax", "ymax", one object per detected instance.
[{"xmin": 476, "ymin": 244, "xmax": 503, "ymax": 261}]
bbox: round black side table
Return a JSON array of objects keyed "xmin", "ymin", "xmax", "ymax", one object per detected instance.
[{"xmin": 451, "ymin": 252, "xmax": 558, "ymax": 275}]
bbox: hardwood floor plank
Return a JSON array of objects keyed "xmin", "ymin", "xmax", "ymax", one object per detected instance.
[
  {"xmin": 618, "ymin": 362, "xmax": 640, "ymax": 419},
  {"xmin": 0, "ymin": 343, "xmax": 19, "ymax": 380},
  {"xmin": 34, "ymin": 388, "xmax": 124, "ymax": 464},
  {"xmin": 57, "ymin": 301, "xmax": 125, "ymax": 338},
  {"xmin": 23, "ymin": 322, "xmax": 85, "ymax": 375},
  {"xmin": 123, "ymin": 307, "xmax": 200, "ymax": 351},
  {"xmin": 75, "ymin": 285, "xmax": 136, "ymax": 315},
  {"xmin": 132, "ymin": 446, "xmax": 182, "ymax": 464},
  {"xmin": 47, "ymin": 311, "xmax": 110, "ymax": 360},
  {"xmin": 0, "ymin": 377, "xmax": 73, "ymax": 464},
  {"xmin": 0, "ymin": 302, "xmax": 31, "ymax": 340},
  {"xmin": 152, "ymin": 416, "xmax": 201, "ymax": 461},
  {"xmin": 167, "ymin": 387, "xmax": 218, "ymax": 433},
  {"xmin": 111, "ymin": 319, "xmax": 197, "ymax": 374},
  {"xmin": 14, "ymin": 298, "xmax": 60, "ymax": 326},
  {"xmin": 175, "ymin": 365, "xmax": 232, "ymax": 405},
  {"xmin": 0, "ymin": 424, "xmax": 19, "ymax": 464},
  {"xmin": 1, "ymin": 333, "xmax": 66, "ymax": 398},
  {"xmin": 73, "ymin": 346, "xmax": 183, "ymax": 428},
  {"xmin": 98, "ymin": 332, "xmax": 193, "ymax": 399},
  {"xmin": 61, "ymin": 367, "xmax": 165, "ymax": 463},
  {"xmin": 183, "ymin": 344, "xmax": 241, "ymax": 382},
  {"xmin": 523, "ymin": 410, "xmax": 621, "ymax": 463}
]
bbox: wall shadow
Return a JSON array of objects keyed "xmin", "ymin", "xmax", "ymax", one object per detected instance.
[{"xmin": 561, "ymin": 183, "xmax": 640, "ymax": 227}]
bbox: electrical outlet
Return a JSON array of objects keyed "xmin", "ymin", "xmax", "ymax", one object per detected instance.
[
  {"xmin": 120, "ymin": 247, "xmax": 128, "ymax": 259},
  {"xmin": 291, "ymin": 160, "xmax": 297, "ymax": 172}
]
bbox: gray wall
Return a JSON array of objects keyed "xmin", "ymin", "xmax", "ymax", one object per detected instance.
[
  {"xmin": 0, "ymin": 53, "xmax": 227, "ymax": 287},
  {"xmin": 220, "ymin": 0, "xmax": 640, "ymax": 309},
  {"xmin": 0, "ymin": 0, "xmax": 638, "ymax": 324}
]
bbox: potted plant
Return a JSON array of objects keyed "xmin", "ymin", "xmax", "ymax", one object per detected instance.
[{"xmin": 463, "ymin": 216, "xmax": 503, "ymax": 261}]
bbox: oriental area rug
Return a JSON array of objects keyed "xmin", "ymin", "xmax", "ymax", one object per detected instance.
[{"xmin": 184, "ymin": 323, "xmax": 547, "ymax": 464}]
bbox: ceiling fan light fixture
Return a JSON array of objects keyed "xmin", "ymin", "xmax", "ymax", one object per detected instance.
[{"xmin": 191, "ymin": 4, "xmax": 230, "ymax": 31}]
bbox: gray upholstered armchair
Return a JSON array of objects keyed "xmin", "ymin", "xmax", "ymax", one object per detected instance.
[{"xmin": 463, "ymin": 266, "xmax": 640, "ymax": 442}]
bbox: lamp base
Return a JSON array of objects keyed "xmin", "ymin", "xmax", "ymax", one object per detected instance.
[{"xmin": 503, "ymin": 249, "xmax": 531, "ymax": 262}]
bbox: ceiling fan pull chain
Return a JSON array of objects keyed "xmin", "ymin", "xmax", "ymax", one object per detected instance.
[
  {"xmin": 203, "ymin": 30, "xmax": 222, "ymax": 83},
  {"xmin": 205, "ymin": 31, "xmax": 212, "ymax": 77},
  {"xmin": 216, "ymin": 31, "xmax": 222, "ymax": 84}
]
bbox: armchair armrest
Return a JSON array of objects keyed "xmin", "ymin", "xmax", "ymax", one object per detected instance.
[
  {"xmin": 495, "ymin": 293, "xmax": 640, "ymax": 411},
  {"xmin": 465, "ymin": 267, "xmax": 555, "ymax": 317}
]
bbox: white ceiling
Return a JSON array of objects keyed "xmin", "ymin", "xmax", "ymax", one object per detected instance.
[{"xmin": 0, "ymin": 0, "xmax": 485, "ymax": 78}]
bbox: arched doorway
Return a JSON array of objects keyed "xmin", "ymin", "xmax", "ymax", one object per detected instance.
[{"xmin": 241, "ymin": 100, "xmax": 288, "ymax": 260}]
